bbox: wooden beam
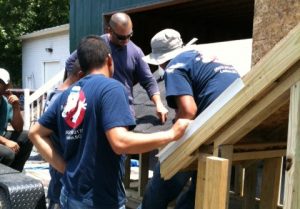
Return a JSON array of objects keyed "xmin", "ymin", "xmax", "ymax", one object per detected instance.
[
  {"xmin": 283, "ymin": 81, "xmax": 300, "ymax": 209},
  {"xmin": 219, "ymin": 145, "xmax": 234, "ymax": 209},
  {"xmin": 239, "ymin": 160, "xmax": 260, "ymax": 169},
  {"xmin": 234, "ymin": 142, "xmax": 286, "ymax": 151},
  {"xmin": 232, "ymin": 150, "xmax": 286, "ymax": 161},
  {"xmin": 160, "ymin": 23, "xmax": 300, "ymax": 179},
  {"xmin": 138, "ymin": 153, "xmax": 149, "ymax": 196},
  {"xmin": 203, "ymin": 157, "xmax": 229, "ymax": 209},
  {"xmin": 260, "ymin": 157, "xmax": 282, "ymax": 209},
  {"xmin": 163, "ymin": 152, "xmax": 198, "ymax": 180},
  {"xmin": 181, "ymin": 146, "xmax": 213, "ymax": 172},
  {"xmin": 214, "ymin": 62, "xmax": 300, "ymax": 147}
]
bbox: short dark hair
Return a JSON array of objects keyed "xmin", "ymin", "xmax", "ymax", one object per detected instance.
[
  {"xmin": 64, "ymin": 59, "xmax": 81, "ymax": 79},
  {"xmin": 77, "ymin": 35, "xmax": 111, "ymax": 73}
]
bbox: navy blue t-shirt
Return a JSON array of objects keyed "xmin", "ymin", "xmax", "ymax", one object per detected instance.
[
  {"xmin": 101, "ymin": 34, "xmax": 159, "ymax": 115},
  {"xmin": 39, "ymin": 74, "xmax": 136, "ymax": 208},
  {"xmin": 165, "ymin": 50, "xmax": 240, "ymax": 115},
  {"xmin": 44, "ymin": 89, "xmax": 64, "ymax": 203}
]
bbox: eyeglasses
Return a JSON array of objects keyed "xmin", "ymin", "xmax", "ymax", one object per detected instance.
[{"xmin": 111, "ymin": 28, "xmax": 133, "ymax": 41}]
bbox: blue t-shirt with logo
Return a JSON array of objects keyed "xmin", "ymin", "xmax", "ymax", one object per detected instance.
[
  {"xmin": 164, "ymin": 50, "xmax": 240, "ymax": 115},
  {"xmin": 39, "ymin": 74, "xmax": 136, "ymax": 208},
  {"xmin": 43, "ymin": 89, "xmax": 64, "ymax": 203}
]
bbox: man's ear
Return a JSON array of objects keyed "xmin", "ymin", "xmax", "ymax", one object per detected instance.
[
  {"xmin": 107, "ymin": 54, "xmax": 114, "ymax": 77},
  {"xmin": 107, "ymin": 26, "xmax": 113, "ymax": 34},
  {"xmin": 107, "ymin": 54, "xmax": 113, "ymax": 68},
  {"xmin": 78, "ymin": 70, "xmax": 85, "ymax": 79},
  {"xmin": 105, "ymin": 26, "xmax": 111, "ymax": 33},
  {"xmin": 7, "ymin": 83, "xmax": 12, "ymax": 89}
]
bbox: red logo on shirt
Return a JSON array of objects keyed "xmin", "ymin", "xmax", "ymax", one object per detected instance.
[{"xmin": 62, "ymin": 86, "xmax": 87, "ymax": 128}]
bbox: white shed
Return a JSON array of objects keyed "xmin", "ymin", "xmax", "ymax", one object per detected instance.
[{"xmin": 20, "ymin": 24, "xmax": 70, "ymax": 89}]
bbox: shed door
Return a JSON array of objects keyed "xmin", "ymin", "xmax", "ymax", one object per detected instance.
[{"xmin": 44, "ymin": 61, "xmax": 61, "ymax": 83}]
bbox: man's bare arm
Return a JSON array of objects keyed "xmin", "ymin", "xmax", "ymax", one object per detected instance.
[
  {"xmin": 106, "ymin": 118, "xmax": 190, "ymax": 155},
  {"xmin": 28, "ymin": 123, "xmax": 66, "ymax": 173},
  {"xmin": 175, "ymin": 95, "xmax": 197, "ymax": 120},
  {"xmin": 7, "ymin": 94, "xmax": 24, "ymax": 131}
]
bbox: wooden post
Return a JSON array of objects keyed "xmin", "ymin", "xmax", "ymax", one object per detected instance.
[
  {"xmin": 195, "ymin": 154, "xmax": 207, "ymax": 209},
  {"xmin": 219, "ymin": 145, "xmax": 234, "ymax": 209},
  {"xmin": 260, "ymin": 157, "xmax": 282, "ymax": 209},
  {"xmin": 203, "ymin": 156, "xmax": 229, "ymax": 209},
  {"xmin": 138, "ymin": 152, "xmax": 149, "ymax": 196},
  {"xmin": 234, "ymin": 165, "xmax": 244, "ymax": 196},
  {"xmin": 124, "ymin": 155, "xmax": 131, "ymax": 189},
  {"xmin": 283, "ymin": 81, "xmax": 300, "ymax": 209},
  {"xmin": 242, "ymin": 162, "xmax": 258, "ymax": 209}
]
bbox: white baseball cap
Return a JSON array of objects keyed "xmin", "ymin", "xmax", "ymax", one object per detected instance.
[{"xmin": 0, "ymin": 68, "xmax": 10, "ymax": 84}]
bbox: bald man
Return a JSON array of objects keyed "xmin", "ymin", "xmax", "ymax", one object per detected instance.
[
  {"xmin": 103, "ymin": 12, "xmax": 168, "ymax": 122},
  {"xmin": 69, "ymin": 13, "xmax": 168, "ymax": 123}
]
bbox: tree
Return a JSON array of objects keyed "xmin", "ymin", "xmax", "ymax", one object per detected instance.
[{"xmin": 0, "ymin": 0, "xmax": 69, "ymax": 87}]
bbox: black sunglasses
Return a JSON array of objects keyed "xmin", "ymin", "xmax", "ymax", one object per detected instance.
[{"xmin": 111, "ymin": 28, "xmax": 133, "ymax": 41}]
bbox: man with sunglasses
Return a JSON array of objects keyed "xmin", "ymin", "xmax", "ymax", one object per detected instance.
[
  {"xmin": 68, "ymin": 13, "xmax": 168, "ymax": 123},
  {"xmin": 102, "ymin": 12, "xmax": 168, "ymax": 122}
]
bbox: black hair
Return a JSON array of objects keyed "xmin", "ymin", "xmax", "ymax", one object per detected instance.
[
  {"xmin": 0, "ymin": 79, "xmax": 5, "ymax": 85},
  {"xmin": 77, "ymin": 35, "xmax": 111, "ymax": 73}
]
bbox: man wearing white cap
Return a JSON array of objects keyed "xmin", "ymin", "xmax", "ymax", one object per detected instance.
[
  {"xmin": 140, "ymin": 29, "xmax": 240, "ymax": 209},
  {"xmin": 0, "ymin": 68, "xmax": 32, "ymax": 171}
]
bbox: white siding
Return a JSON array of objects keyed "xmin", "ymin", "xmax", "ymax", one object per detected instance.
[{"xmin": 22, "ymin": 32, "xmax": 69, "ymax": 89}]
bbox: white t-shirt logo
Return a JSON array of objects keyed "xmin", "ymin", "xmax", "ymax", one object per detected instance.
[{"xmin": 62, "ymin": 86, "xmax": 87, "ymax": 128}]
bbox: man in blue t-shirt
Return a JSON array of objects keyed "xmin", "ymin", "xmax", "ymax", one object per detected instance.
[
  {"xmin": 67, "ymin": 13, "xmax": 168, "ymax": 122},
  {"xmin": 0, "ymin": 68, "xmax": 32, "ymax": 172},
  {"xmin": 141, "ymin": 29, "xmax": 241, "ymax": 209},
  {"xmin": 103, "ymin": 12, "xmax": 169, "ymax": 121},
  {"xmin": 28, "ymin": 35, "xmax": 190, "ymax": 209},
  {"xmin": 45, "ymin": 59, "xmax": 83, "ymax": 209}
]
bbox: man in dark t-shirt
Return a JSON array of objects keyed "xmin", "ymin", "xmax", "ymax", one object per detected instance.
[
  {"xmin": 141, "ymin": 29, "xmax": 241, "ymax": 209},
  {"xmin": 29, "ymin": 35, "xmax": 190, "ymax": 209},
  {"xmin": 67, "ymin": 13, "xmax": 168, "ymax": 122},
  {"xmin": 45, "ymin": 59, "xmax": 83, "ymax": 209}
]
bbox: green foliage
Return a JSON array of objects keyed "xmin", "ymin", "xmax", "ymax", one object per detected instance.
[{"xmin": 0, "ymin": 0, "xmax": 69, "ymax": 87}]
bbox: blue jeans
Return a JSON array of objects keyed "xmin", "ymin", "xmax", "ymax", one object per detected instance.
[
  {"xmin": 140, "ymin": 163, "xmax": 196, "ymax": 209},
  {"xmin": 60, "ymin": 187, "xmax": 126, "ymax": 209},
  {"xmin": 48, "ymin": 165, "xmax": 63, "ymax": 206}
]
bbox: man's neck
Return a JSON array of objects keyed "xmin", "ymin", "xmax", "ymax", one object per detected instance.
[
  {"xmin": 58, "ymin": 79, "xmax": 73, "ymax": 91},
  {"xmin": 90, "ymin": 71, "xmax": 109, "ymax": 77}
]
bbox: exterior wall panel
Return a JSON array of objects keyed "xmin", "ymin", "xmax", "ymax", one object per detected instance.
[
  {"xmin": 22, "ymin": 33, "xmax": 69, "ymax": 89},
  {"xmin": 70, "ymin": 0, "xmax": 167, "ymax": 51}
]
